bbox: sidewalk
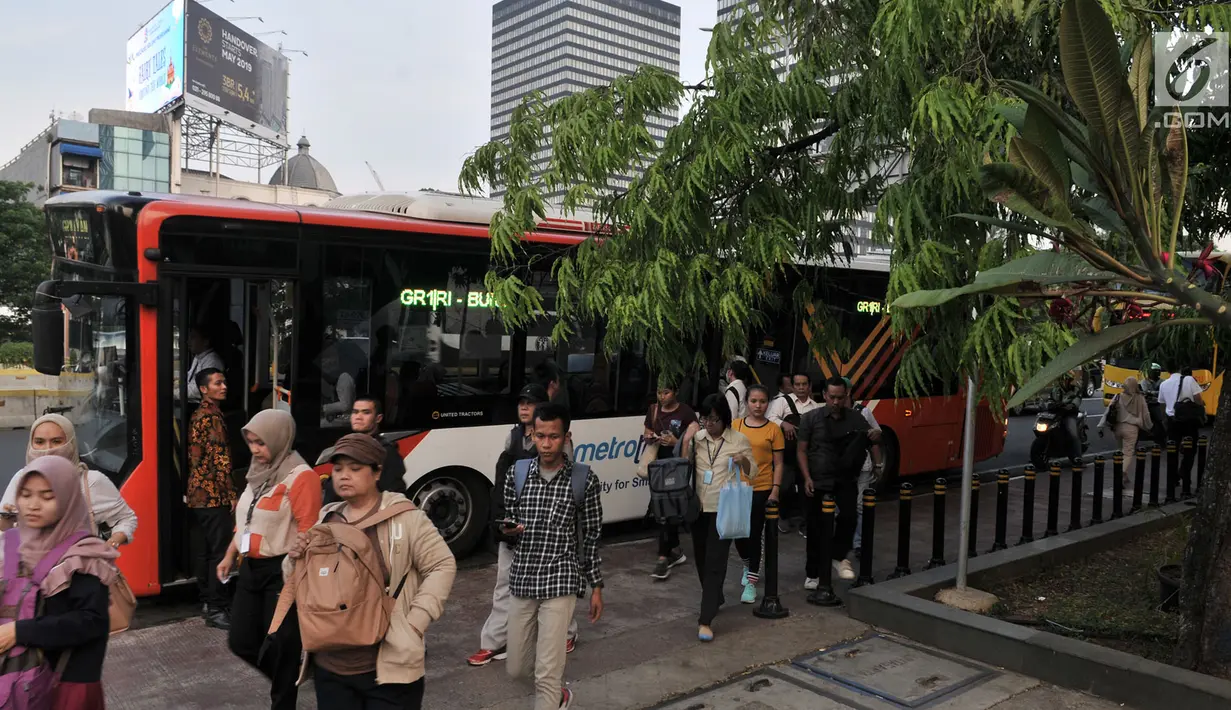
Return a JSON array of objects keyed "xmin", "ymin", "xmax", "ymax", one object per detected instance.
[{"xmin": 102, "ymin": 535, "xmax": 1128, "ymax": 709}]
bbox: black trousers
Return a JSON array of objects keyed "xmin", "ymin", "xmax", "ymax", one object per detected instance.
[
  {"xmin": 804, "ymin": 477, "xmax": 858, "ymax": 579},
  {"xmin": 314, "ymin": 667, "xmax": 425, "ymax": 710},
  {"xmin": 1168, "ymin": 416, "xmax": 1202, "ymax": 478},
  {"xmin": 191, "ymin": 507, "xmax": 234, "ymax": 610},
  {"xmin": 779, "ymin": 458, "xmax": 805, "ymax": 522},
  {"xmin": 657, "ymin": 520, "xmax": 681, "ymax": 557},
  {"xmin": 690, "ymin": 512, "xmax": 731, "ymax": 626},
  {"xmin": 228, "ymin": 555, "xmax": 301, "ymax": 710},
  {"xmin": 733, "ymin": 490, "xmax": 771, "ymax": 576}
]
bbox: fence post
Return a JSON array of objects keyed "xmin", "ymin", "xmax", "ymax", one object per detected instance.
[
  {"xmin": 1091, "ymin": 455, "xmax": 1105, "ymax": 525},
  {"xmin": 1198, "ymin": 436, "xmax": 1209, "ymax": 494},
  {"xmin": 754, "ymin": 502, "xmax": 789, "ymax": 619},
  {"xmin": 925, "ymin": 478, "xmax": 947, "ymax": 569},
  {"xmin": 1111, "ymin": 452, "xmax": 1124, "ymax": 520},
  {"xmin": 1149, "ymin": 446, "xmax": 1162, "ymax": 508},
  {"xmin": 1067, "ymin": 457, "xmax": 1083, "ymax": 532},
  {"xmin": 1165, "ymin": 441, "xmax": 1179, "ymax": 504},
  {"xmin": 806, "ymin": 495, "xmax": 842, "ymax": 607},
  {"xmin": 1018, "ymin": 465, "xmax": 1036, "ymax": 545},
  {"xmin": 1181, "ymin": 437, "xmax": 1195, "ymax": 499},
  {"xmin": 889, "ymin": 483, "xmax": 913, "ymax": 579},
  {"xmin": 991, "ymin": 469, "xmax": 1009, "ymax": 552},
  {"xmin": 1131, "ymin": 447, "xmax": 1146, "ymax": 513},
  {"xmin": 967, "ymin": 478, "xmax": 980, "ymax": 559},
  {"xmin": 1044, "ymin": 462, "xmax": 1061, "ymax": 538},
  {"xmin": 854, "ymin": 489, "xmax": 876, "ymax": 587}
]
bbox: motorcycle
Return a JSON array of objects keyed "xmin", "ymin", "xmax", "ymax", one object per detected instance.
[{"xmin": 1031, "ymin": 408, "xmax": 1089, "ymax": 471}]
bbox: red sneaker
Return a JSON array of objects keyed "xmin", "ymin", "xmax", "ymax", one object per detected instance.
[
  {"xmin": 466, "ymin": 647, "xmax": 507, "ymax": 666},
  {"xmin": 565, "ymin": 636, "xmax": 576, "ymax": 654},
  {"xmin": 559, "ymin": 688, "xmax": 574, "ymax": 708}
]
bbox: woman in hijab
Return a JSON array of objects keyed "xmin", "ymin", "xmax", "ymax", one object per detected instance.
[
  {"xmin": 1, "ymin": 414, "xmax": 138, "ymax": 548},
  {"xmin": 216, "ymin": 409, "xmax": 321, "ymax": 710},
  {"xmin": 1099, "ymin": 376, "xmax": 1154, "ymax": 488},
  {"xmin": 0, "ymin": 456, "xmax": 118, "ymax": 710}
]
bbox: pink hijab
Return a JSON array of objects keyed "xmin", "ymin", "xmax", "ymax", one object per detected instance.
[
  {"xmin": 10, "ymin": 456, "xmax": 118, "ymax": 595},
  {"xmin": 26, "ymin": 413, "xmax": 89, "ymax": 475}
]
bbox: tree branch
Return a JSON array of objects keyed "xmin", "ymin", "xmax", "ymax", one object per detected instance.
[{"xmin": 768, "ymin": 122, "xmax": 842, "ymax": 157}]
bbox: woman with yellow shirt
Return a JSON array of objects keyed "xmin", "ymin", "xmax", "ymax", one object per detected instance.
[
  {"xmin": 682, "ymin": 394, "xmax": 753, "ymax": 642},
  {"xmin": 732, "ymin": 384, "xmax": 785, "ymax": 605}
]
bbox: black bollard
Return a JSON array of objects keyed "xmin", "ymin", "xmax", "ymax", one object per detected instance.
[
  {"xmin": 1067, "ymin": 457, "xmax": 1083, "ymax": 533},
  {"xmin": 1131, "ymin": 447, "xmax": 1146, "ymax": 513},
  {"xmin": 889, "ymin": 483, "xmax": 913, "ymax": 579},
  {"xmin": 1149, "ymin": 446, "xmax": 1161, "ymax": 507},
  {"xmin": 1091, "ymin": 455, "xmax": 1104, "ymax": 525},
  {"xmin": 806, "ymin": 495, "xmax": 842, "ymax": 607},
  {"xmin": 754, "ymin": 502, "xmax": 789, "ymax": 619},
  {"xmin": 1110, "ymin": 453, "xmax": 1124, "ymax": 520},
  {"xmin": 990, "ymin": 469, "xmax": 1009, "ymax": 552},
  {"xmin": 925, "ymin": 478, "xmax": 947, "ymax": 569},
  {"xmin": 1044, "ymin": 462, "xmax": 1061, "ymax": 538},
  {"xmin": 967, "ymin": 478, "xmax": 980, "ymax": 559},
  {"xmin": 1198, "ymin": 436, "xmax": 1209, "ymax": 493},
  {"xmin": 1181, "ymin": 437, "xmax": 1195, "ymax": 498},
  {"xmin": 1165, "ymin": 441, "xmax": 1178, "ymax": 504},
  {"xmin": 1018, "ymin": 465, "xmax": 1036, "ymax": 545},
  {"xmin": 854, "ymin": 489, "xmax": 876, "ymax": 587}
]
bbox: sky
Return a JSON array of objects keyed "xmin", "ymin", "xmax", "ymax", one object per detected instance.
[{"xmin": 0, "ymin": 0, "xmax": 716, "ymax": 195}]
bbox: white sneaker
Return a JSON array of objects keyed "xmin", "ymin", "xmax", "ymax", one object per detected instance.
[
  {"xmin": 834, "ymin": 559, "xmax": 856, "ymax": 581},
  {"xmin": 804, "ymin": 577, "xmax": 820, "ymax": 590}
]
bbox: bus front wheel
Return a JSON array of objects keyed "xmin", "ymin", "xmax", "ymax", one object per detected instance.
[{"xmin": 410, "ymin": 468, "xmax": 490, "ymax": 557}]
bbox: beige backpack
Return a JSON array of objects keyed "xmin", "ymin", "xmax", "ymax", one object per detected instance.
[{"xmin": 269, "ymin": 501, "xmax": 415, "ymax": 652}]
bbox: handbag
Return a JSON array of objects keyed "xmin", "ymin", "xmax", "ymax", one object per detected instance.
[
  {"xmin": 80, "ymin": 474, "xmax": 137, "ymax": 634},
  {"xmin": 715, "ymin": 459, "xmax": 753, "ymax": 540}
]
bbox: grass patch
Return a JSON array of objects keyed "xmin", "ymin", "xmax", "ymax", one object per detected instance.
[{"xmin": 986, "ymin": 525, "xmax": 1187, "ymax": 664}]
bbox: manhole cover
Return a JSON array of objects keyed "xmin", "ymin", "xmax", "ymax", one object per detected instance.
[
  {"xmin": 793, "ymin": 635, "xmax": 992, "ymax": 707},
  {"xmin": 651, "ymin": 670, "xmax": 854, "ymax": 710}
]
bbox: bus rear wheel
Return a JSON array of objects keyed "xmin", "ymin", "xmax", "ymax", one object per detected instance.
[{"xmin": 410, "ymin": 468, "xmax": 490, "ymax": 557}]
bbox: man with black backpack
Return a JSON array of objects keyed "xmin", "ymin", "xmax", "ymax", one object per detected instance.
[
  {"xmin": 499, "ymin": 403, "xmax": 603, "ymax": 710},
  {"xmin": 468, "ymin": 385, "xmax": 578, "ymax": 667},
  {"xmin": 641, "ymin": 381, "xmax": 696, "ymax": 580}
]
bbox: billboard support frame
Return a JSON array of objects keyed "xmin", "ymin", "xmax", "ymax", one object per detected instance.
[{"xmin": 179, "ymin": 104, "xmax": 288, "ymax": 180}]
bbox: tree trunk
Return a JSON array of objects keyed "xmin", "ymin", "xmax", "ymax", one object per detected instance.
[{"xmin": 1177, "ymin": 384, "xmax": 1231, "ymax": 677}]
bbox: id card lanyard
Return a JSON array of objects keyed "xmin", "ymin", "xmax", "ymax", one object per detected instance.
[
  {"xmin": 239, "ymin": 480, "xmax": 273, "ymax": 556},
  {"xmin": 702, "ymin": 437, "xmax": 725, "ymax": 485}
]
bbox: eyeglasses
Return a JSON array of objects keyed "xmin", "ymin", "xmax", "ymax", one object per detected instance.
[{"xmin": 699, "ymin": 415, "xmax": 723, "ymax": 425}]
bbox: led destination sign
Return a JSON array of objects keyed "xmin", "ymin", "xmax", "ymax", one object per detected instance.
[{"xmin": 400, "ymin": 289, "xmax": 498, "ymax": 309}]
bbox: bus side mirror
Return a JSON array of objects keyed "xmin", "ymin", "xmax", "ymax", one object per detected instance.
[{"xmin": 32, "ymin": 281, "xmax": 66, "ymax": 377}]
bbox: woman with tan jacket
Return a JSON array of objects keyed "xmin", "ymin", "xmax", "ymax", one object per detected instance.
[{"xmin": 288, "ymin": 433, "xmax": 456, "ymax": 709}]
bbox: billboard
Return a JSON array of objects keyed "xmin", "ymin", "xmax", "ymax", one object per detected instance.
[
  {"xmin": 125, "ymin": 0, "xmax": 185, "ymax": 114},
  {"xmin": 183, "ymin": 0, "xmax": 289, "ymax": 146}
]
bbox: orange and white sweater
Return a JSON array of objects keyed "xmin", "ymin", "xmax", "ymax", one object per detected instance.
[{"xmin": 232, "ymin": 465, "xmax": 322, "ymax": 559}]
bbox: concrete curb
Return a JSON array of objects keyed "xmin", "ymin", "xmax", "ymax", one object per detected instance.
[{"xmin": 847, "ymin": 501, "xmax": 1231, "ymax": 710}]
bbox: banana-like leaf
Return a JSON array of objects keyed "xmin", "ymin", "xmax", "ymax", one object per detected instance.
[
  {"xmin": 1010, "ymin": 136, "xmax": 1070, "ymax": 205},
  {"xmin": 950, "ymin": 213, "xmax": 1054, "ymax": 240},
  {"xmin": 1007, "ymin": 321, "xmax": 1156, "ymax": 408},
  {"xmin": 1073, "ymin": 196, "xmax": 1129, "ymax": 235},
  {"xmin": 1001, "ymin": 80, "xmax": 1106, "ymax": 182},
  {"xmin": 1023, "ymin": 104, "xmax": 1072, "ymax": 198},
  {"xmin": 893, "ymin": 250, "xmax": 1123, "ymax": 309},
  {"xmin": 1127, "ymin": 37, "xmax": 1153, "ymax": 130},
  {"xmin": 1059, "ymin": 0, "xmax": 1127, "ymax": 144}
]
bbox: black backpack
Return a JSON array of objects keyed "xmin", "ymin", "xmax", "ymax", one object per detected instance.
[{"xmin": 647, "ymin": 434, "xmax": 700, "ymax": 525}]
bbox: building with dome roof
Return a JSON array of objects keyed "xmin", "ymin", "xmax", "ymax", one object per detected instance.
[
  {"xmin": 179, "ymin": 134, "xmax": 342, "ymax": 206},
  {"xmin": 269, "ymin": 136, "xmax": 338, "ymax": 193}
]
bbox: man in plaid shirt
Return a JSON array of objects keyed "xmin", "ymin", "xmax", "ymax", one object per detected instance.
[{"xmin": 501, "ymin": 403, "xmax": 603, "ymax": 710}]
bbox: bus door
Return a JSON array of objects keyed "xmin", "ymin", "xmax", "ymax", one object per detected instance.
[{"xmin": 158, "ymin": 274, "xmax": 296, "ymax": 584}]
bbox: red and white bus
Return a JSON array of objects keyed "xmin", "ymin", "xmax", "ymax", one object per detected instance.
[{"xmin": 31, "ymin": 190, "xmax": 1004, "ymax": 597}]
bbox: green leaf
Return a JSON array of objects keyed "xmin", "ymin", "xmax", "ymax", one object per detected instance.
[
  {"xmin": 1022, "ymin": 104, "xmax": 1072, "ymax": 199},
  {"xmin": 1127, "ymin": 36, "xmax": 1152, "ymax": 131},
  {"xmin": 1059, "ymin": 0, "xmax": 1127, "ymax": 143},
  {"xmin": 1009, "ymin": 135, "xmax": 1069, "ymax": 204},
  {"xmin": 1007, "ymin": 321, "xmax": 1156, "ymax": 408},
  {"xmin": 892, "ymin": 250, "xmax": 1123, "ymax": 308}
]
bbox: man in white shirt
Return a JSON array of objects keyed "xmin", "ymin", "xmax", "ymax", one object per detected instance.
[
  {"xmin": 768, "ymin": 372, "xmax": 820, "ymax": 530},
  {"xmin": 186, "ymin": 327, "xmax": 225, "ymax": 403},
  {"xmin": 1159, "ymin": 366, "xmax": 1204, "ymax": 445}
]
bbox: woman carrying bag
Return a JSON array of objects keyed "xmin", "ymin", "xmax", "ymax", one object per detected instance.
[
  {"xmin": 1098, "ymin": 376, "xmax": 1153, "ymax": 489},
  {"xmin": 681, "ymin": 395, "xmax": 752, "ymax": 643}
]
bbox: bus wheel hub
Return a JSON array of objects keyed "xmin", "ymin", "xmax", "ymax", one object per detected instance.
[{"xmin": 415, "ymin": 481, "xmax": 470, "ymax": 540}]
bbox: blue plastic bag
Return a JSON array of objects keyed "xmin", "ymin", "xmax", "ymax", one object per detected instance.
[{"xmin": 716, "ymin": 459, "xmax": 753, "ymax": 540}]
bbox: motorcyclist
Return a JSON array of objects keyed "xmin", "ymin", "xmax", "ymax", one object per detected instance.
[
  {"xmin": 1140, "ymin": 363, "xmax": 1163, "ymax": 398},
  {"xmin": 1049, "ymin": 371, "xmax": 1085, "ymax": 461}
]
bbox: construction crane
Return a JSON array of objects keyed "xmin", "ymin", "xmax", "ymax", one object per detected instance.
[{"xmin": 365, "ymin": 161, "xmax": 386, "ymax": 191}]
